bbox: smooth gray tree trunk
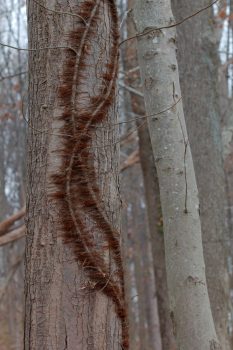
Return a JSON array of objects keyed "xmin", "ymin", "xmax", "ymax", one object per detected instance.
[
  {"xmin": 138, "ymin": 123, "xmax": 176, "ymax": 350},
  {"xmin": 121, "ymin": 2, "xmax": 163, "ymax": 348},
  {"xmin": 171, "ymin": 2, "xmax": 231, "ymax": 348},
  {"xmin": 134, "ymin": 0, "xmax": 220, "ymax": 348}
]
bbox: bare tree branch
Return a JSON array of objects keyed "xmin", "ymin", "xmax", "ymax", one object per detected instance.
[
  {"xmin": 0, "ymin": 71, "xmax": 27, "ymax": 82},
  {"xmin": 32, "ymin": 0, "xmax": 87, "ymax": 24},
  {"xmin": 120, "ymin": 0, "xmax": 219, "ymax": 46},
  {"xmin": 0, "ymin": 206, "xmax": 25, "ymax": 236},
  {"xmin": 121, "ymin": 150, "xmax": 140, "ymax": 172},
  {"xmin": 0, "ymin": 42, "xmax": 77, "ymax": 55},
  {"xmin": 0, "ymin": 225, "xmax": 25, "ymax": 246},
  {"xmin": 118, "ymin": 81, "xmax": 144, "ymax": 97},
  {"xmin": 0, "ymin": 1, "xmax": 220, "ymax": 52}
]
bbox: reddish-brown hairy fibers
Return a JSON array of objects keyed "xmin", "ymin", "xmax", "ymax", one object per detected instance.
[{"xmin": 50, "ymin": 0, "xmax": 128, "ymax": 348}]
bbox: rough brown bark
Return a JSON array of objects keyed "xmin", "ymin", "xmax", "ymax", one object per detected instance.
[
  {"xmin": 25, "ymin": 1, "xmax": 123, "ymax": 349},
  {"xmin": 172, "ymin": 2, "xmax": 231, "ymax": 348}
]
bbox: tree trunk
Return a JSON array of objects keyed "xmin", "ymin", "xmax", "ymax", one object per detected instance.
[
  {"xmin": 25, "ymin": 1, "xmax": 126, "ymax": 349},
  {"xmin": 124, "ymin": 4, "xmax": 174, "ymax": 344},
  {"xmin": 120, "ymin": 1, "xmax": 162, "ymax": 348},
  {"xmin": 0, "ymin": 60, "xmax": 25, "ymax": 350},
  {"xmin": 122, "ymin": 158, "xmax": 162, "ymax": 350},
  {"xmin": 138, "ymin": 123, "xmax": 176, "ymax": 350},
  {"xmin": 134, "ymin": 0, "xmax": 220, "ymax": 348},
  {"xmin": 171, "ymin": 2, "xmax": 231, "ymax": 348},
  {"xmin": 0, "ymin": 129, "xmax": 25, "ymax": 350}
]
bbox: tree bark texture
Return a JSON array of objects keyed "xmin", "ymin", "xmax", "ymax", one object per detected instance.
[
  {"xmin": 172, "ymin": 2, "xmax": 231, "ymax": 348},
  {"xmin": 122, "ymin": 159, "xmax": 162, "ymax": 350},
  {"xmin": 138, "ymin": 123, "xmax": 176, "ymax": 350},
  {"xmin": 124, "ymin": 5, "xmax": 175, "ymax": 347},
  {"xmin": 121, "ymin": 2, "xmax": 162, "ymax": 348},
  {"xmin": 134, "ymin": 0, "xmax": 220, "ymax": 349},
  {"xmin": 25, "ymin": 1, "xmax": 124, "ymax": 349}
]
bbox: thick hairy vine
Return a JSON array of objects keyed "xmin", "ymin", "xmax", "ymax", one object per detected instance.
[{"xmin": 50, "ymin": 0, "xmax": 128, "ymax": 348}]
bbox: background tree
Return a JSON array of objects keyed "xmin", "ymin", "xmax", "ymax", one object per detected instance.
[
  {"xmin": 0, "ymin": 0, "xmax": 26, "ymax": 349},
  {"xmin": 171, "ymin": 2, "xmax": 231, "ymax": 348},
  {"xmin": 121, "ymin": 1, "xmax": 175, "ymax": 348},
  {"xmin": 119, "ymin": 1, "xmax": 163, "ymax": 348},
  {"xmin": 134, "ymin": 0, "xmax": 221, "ymax": 348}
]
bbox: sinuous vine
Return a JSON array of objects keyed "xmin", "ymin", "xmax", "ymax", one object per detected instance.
[{"xmin": 50, "ymin": 0, "xmax": 128, "ymax": 348}]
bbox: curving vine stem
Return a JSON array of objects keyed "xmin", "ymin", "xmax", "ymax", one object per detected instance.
[{"xmin": 50, "ymin": 0, "xmax": 128, "ymax": 348}]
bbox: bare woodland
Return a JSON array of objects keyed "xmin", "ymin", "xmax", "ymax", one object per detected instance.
[{"xmin": 1, "ymin": 0, "xmax": 233, "ymax": 349}]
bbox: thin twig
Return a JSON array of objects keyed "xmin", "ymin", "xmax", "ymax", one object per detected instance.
[
  {"xmin": 0, "ymin": 206, "xmax": 25, "ymax": 236},
  {"xmin": 176, "ymin": 109, "xmax": 189, "ymax": 214},
  {"xmin": 20, "ymin": 97, "xmax": 183, "ymax": 146},
  {"xmin": 120, "ymin": 0, "xmax": 219, "ymax": 46},
  {"xmin": 101, "ymin": 96, "xmax": 182, "ymax": 128},
  {"xmin": 0, "ymin": 226, "xmax": 25, "ymax": 247},
  {"xmin": 39, "ymin": 99, "xmax": 182, "ymax": 151},
  {"xmin": 0, "ymin": 1, "xmax": 219, "ymax": 53},
  {"xmin": 118, "ymin": 81, "xmax": 144, "ymax": 97},
  {"xmin": 33, "ymin": 0, "xmax": 87, "ymax": 25},
  {"xmin": 120, "ymin": 149, "xmax": 140, "ymax": 172},
  {"xmin": 0, "ymin": 71, "xmax": 28, "ymax": 82},
  {"xmin": 0, "ymin": 42, "xmax": 77, "ymax": 55}
]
